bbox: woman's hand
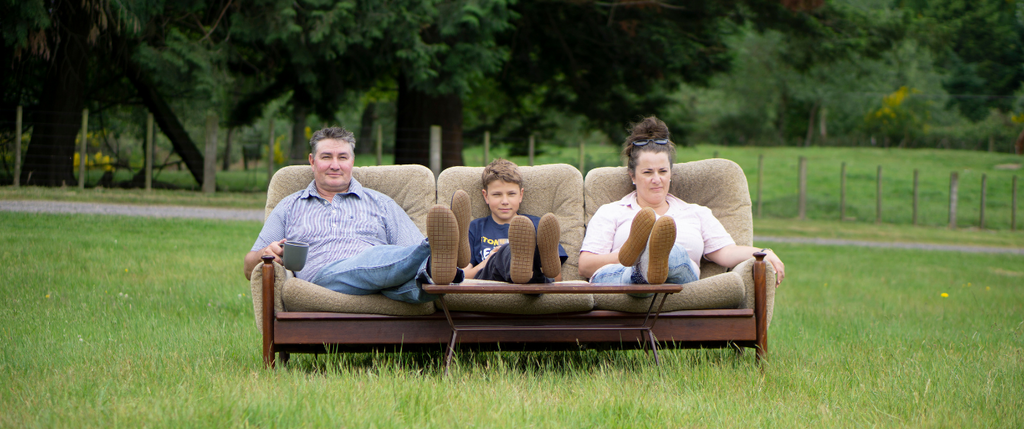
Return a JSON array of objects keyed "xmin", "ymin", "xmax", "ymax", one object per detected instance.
[{"xmin": 705, "ymin": 245, "xmax": 785, "ymax": 287}]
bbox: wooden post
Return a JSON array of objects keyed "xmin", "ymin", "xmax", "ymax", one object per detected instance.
[
  {"xmin": 713, "ymin": 150, "xmax": 719, "ymax": 159},
  {"xmin": 1012, "ymin": 175, "xmax": 1018, "ymax": 231},
  {"xmin": 756, "ymin": 154, "xmax": 764, "ymax": 218},
  {"xmin": 912, "ymin": 169, "xmax": 919, "ymax": 225},
  {"xmin": 979, "ymin": 174, "xmax": 987, "ymax": 229},
  {"xmin": 949, "ymin": 172, "xmax": 959, "ymax": 229},
  {"xmin": 145, "ymin": 113, "xmax": 154, "ymax": 191},
  {"xmin": 78, "ymin": 108, "xmax": 89, "ymax": 189},
  {"xmin": 876, "ymin": 165, "xmax": 883, "ymax": 224},
  {"xmin": 13, "ymin": 106, "xmax": 22, "ymax": 187},
  {"xmin": 840, "ymin": 162, "xmax": 846, "ymax": 221},
  {"xmin": 798, "ymin": 156, "xmax": 807, "ymax": 220},
  {"xmin": 579, "ymin": 139, "xmax": 585, "ymax": 173},
  {"xmin": 988, "ymin": 135, "xmax": 994, "ymax": 152},
  {"xmin": 430, "ymin": 125, "xmax": 442, "ymax": 178},
  {"xmin": 267, "ymin": 120, "xmax": 275, "ymax": 188},
  {"xmin": 202, "ymin": 114, "xmax": 217, "ymax": 193},
  {"xmin": 483, "ymin": 131, "xmax": 490, "ymax": 166},
  {"xmin": 528, "ymin": 134, "xmax": 535, "ymax": 166},
  {"xmin": 375, "ymin": 123, "xmax": 382, "ymax": 166}
]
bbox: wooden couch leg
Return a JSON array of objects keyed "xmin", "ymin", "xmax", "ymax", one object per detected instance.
[
  {"xmin": 261, "ymin": 256, "xmax": 276, "ymax": 368},
  {"xmin": 753, "ymin": 252, "xmax": 768, "ymax": 362}
]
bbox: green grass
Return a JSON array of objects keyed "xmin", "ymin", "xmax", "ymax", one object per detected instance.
[{"xmin": 2, "ymin": 212, "xmax": 1021, "ymax": 427}]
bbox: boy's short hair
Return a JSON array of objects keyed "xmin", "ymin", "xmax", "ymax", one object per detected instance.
[{"xmin": 481, "ymin": 158, "xmax": 523, "ymax": 189}]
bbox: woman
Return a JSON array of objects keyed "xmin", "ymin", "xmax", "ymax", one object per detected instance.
[{"xmin": 578, "ymin": 116, "xmax": 785, "ymax": 287}]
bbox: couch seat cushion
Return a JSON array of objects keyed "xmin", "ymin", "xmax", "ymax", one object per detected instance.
[
  {"xmin": 594, "ymin": 272, "xmax": 745, "ymax": 313},
  {"xmin": 282, "ymin": 277, "xmax": 436, "ymax": 316},
  {"xmin": 438, "ymin": 279, "xmax": 594, "ymax": 314}
]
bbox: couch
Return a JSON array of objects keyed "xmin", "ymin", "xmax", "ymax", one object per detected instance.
[{"xmin": 249, "ymin": 160, "xmax": 777, "ymax": 368}]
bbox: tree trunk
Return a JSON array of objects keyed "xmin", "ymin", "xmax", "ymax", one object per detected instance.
[
  {"xmin": 124, "ymin": 57, "xmax": 206, "ymax": 186},
  {"xmin": 357, "ymin": 102, "xmax": 377, "ymax": 154},
  {"xmin": 20, "ymin": 3, "xmax": 89, "ymax": 187},
  {"xmin": 289, "ymin": 90, "xmax": 311, "ymax": 163},
  {"xmin": 222, "ymin": 127, "xmax": 234, "ymax": 171},
  {"xmin": 395, "ymin": 76, "xmax": 464, "ymax": 168},
  {"xmin": 804, "ymin": 100, "xmax": 819, "ymax": 147}
]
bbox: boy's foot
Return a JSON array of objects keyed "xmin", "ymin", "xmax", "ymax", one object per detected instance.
[
  {"xmin": 639, "ymin": 215, "xmax": 676, "ymax": 284},
  {"xmin": 537, "ymin": 213, "xmax": 561, "ymax": 279},
  {"xmin": 508, "ymin": 215, "xmax": 536, "ymax": 284},
  {"xmin": 618, "ymin": 207, "xmax": 656, "ymax": 267},
  {"xmin": 426, "ymin": 205, "xmax": 459, "ymax": 285},
  {"xmin": 450, "ymin": 189, "xmax": 471, "ymax": 268}
]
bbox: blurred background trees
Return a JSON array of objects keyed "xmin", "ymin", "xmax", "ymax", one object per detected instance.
[{"xmin": 2, "ymin": 0, "xmax": 1022, "ymax": 188}]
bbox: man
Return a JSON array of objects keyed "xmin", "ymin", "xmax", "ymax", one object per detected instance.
[{"xmin": 243, "ymin": 126, "xmax": 462, "ymax": 303}]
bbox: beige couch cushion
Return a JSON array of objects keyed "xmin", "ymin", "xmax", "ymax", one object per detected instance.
[
  {"xmin": 264, "ymin": 164, "xmax": 436, "ymax": 235},
  {"xmin": 436, "ymin": 163, "xmax": 586, "ymax": 281},
  {"xmin": 439, "ymin": 280, "xmax": 595, "ymax": 314},
  {"xmin": 583, "ymin": 159, "xmax": 752, "ymax": 279},
  {"xmin": 282, "ymin": 277, "xmax": 436, "ymax": 316}
]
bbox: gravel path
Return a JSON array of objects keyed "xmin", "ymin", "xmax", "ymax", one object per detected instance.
[
  {"xmin": 0, "ymin": 200, "xmax": 264, "ymax": 222},
  {"xmin": 2, "ymin": 200, "xmax": 1021, "ymax": 255}
]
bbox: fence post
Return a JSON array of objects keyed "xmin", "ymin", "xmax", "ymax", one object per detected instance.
[
  {"xmin": 202, "ymin": 114, "xmax": 218, "ymax": 194},
  {"xmin": 949, "ymin": 172, "xmax": 959, "ymax": 229},
  {"xmin": 483, "ymin": 130, "xmax": 490, "ymax": 165},
  {"xmin": 912, "ymin": 169, "xmax": 919, "ymax": 225},
  {"xmin": 988, "ymin": 135, "xmax": 994, "ymax": 153},
  {"xmin": 756, "ymin": 154, "xmax": 764, "ymax": 218},
  {"xmin": 1012, "ymin": 175, "xmax": 1018, "ymax": 231},
  {"xmin": 798, "ymin": 156, "xmax": 807, "ymax": 220},
  {"xmin": 876, "ymin": 165, "xmax": 883, "ymax": 224},
  {"xmin": 528, "ymin": 134, "xmax": 535, "ymax": 166},
  {"xmin": 13, "ymin": 106, "xmax": 22, "ymax": 187},
  {"xmin": 980, "ymin": 174, "xmax": 987, "ymax": 229},
  {"xmin": 78, "ymin": 108, "xmax": 89, "ymax": 189},
  {"xmin": 579, "ymin": 139, "xmax": 585, "ymax": 173},
  {"xmin": 145, "ymin": 113, "xmax": 154, "ymax": 191},
  {"xmin": 430, "ymin": 125, "xmax": 442, "ymax": 178},
  {"xmin": 266, "ymin": 120, "xmax": 275, "ymax": 189},
  {"xmin": 840, "ymin": 162, "xmax": 846, "ymax": 221}
]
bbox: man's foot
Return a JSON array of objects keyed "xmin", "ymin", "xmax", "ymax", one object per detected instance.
[
  {"xmin": 427, "ymin": 205, "xmax": 459, "ymax": 285},
  {"xmin": 537, "ymin": 213, "xmax": 561, "ymax": 279},
  {"xmin": 450, "ymin": 189, "xmax": 471, "ymax": 268},
  {"xmin": 508, "ymin": 215, "xmax": 536, "ymax": 284},
  {"xmin": 618, "ymin": 207, "xmax": 656, "ymax": 267},
  {"xmin": 639, "ymin": 215, "xmax": 676, "ymax": 284}
]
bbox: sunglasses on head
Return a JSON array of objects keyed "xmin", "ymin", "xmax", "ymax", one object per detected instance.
[{"xmin": 632, "ymin": 139, "xmax": 669, "ymax": 146}]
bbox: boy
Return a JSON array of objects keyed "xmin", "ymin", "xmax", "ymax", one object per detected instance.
[{"xmin": 457, "ymin": 159, "xmax": 567, "ymax": 284}]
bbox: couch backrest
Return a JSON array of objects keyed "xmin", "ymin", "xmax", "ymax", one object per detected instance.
[
  {"xmin": 436, "ymin": 164, "xmax": 586, "ymax": 281},
  {"xmin": 583, "ymin": 159, "xmax": 752, "ymax": 279},
  {"xmin": 265, "ymin": 164, "xmax": 436, "ymax": 235}
]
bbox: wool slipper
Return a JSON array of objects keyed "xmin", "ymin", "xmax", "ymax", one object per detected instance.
[
  {"xmin": 426, "ymin": 205, "xmax": 459, "ymax": 285},
  {"xmin": 508, "ymin": 215, "xmax": 536, "ymax": 284},
  {"xmin": 618, "ymin": 207, "xmax": 656, "ymax": 267},
  {"xmin": 640, "ymin": 215, "xmax": 676, "ymax": 284},
  {"xmin": 450, "ymin": 189, "xmax": 471, "ymax": 268},
  {"xmin": 536, "ymin": 213, "xmax": 561, "ymax": 279}
]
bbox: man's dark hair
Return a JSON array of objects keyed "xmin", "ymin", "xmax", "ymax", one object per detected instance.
[{"xmin": 310, "ymin": 127, "xmax": 356, "ymax": 155}]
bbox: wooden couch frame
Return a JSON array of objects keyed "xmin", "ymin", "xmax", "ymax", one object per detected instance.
[{"xmin": 259, "ymin": 253, "xmax": 769, "ymax": 368}]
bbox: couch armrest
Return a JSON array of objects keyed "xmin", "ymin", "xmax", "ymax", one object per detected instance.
[
  {"xmin": 249, "ymin": 257, "xmax": 287, "ymax": 334},
  {"xmin": 731, "ymin": 255, "xmax": 777, "ymax": 329}
]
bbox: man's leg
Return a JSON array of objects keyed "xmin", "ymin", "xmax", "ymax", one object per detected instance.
[{"xmin": 311, "ymin": 239, "xmax": 464, "ymax": 304}]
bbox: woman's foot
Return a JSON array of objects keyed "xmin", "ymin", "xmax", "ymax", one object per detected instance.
[
  {"xmin": 618, "ymin": 207, "xmax": 656, "ymax": 266},
  {"xmin": 639, "ymin": 215, "xmax": 676, "ymax": 284}
]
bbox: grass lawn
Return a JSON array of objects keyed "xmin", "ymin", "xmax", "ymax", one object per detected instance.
[{"xmin": 2, "ymin": 212, "xmax": 1021, "ymax": 427}]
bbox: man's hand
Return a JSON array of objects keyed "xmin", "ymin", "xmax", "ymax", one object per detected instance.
[{"xmin": 243, "ymin": 238, "xmax": 287, "ymax": 281}]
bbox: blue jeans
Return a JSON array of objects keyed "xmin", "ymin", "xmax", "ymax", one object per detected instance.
[
  {"xmin": 590, "ymin": 244, "xmax": 699, "ymax": 289},
  {"xmin": 310, "ymin": 239, "xmax": 462, "ymax": 304}
]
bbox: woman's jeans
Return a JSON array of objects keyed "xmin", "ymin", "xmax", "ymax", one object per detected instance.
[
  {"xmin": 590, "ymin": 244, "xmax": 699, "ymax": 296},
  {"xmin": 311, "ymin": 239, "xmax": 462, "ymax": 304}
]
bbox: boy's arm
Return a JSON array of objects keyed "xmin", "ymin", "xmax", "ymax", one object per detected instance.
[{"xmin": 461, "ymin": 250, "xmax": 495, "ymax": 280}]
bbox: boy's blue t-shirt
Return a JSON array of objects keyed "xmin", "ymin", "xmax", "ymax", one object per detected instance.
[{"xmin": 468, "ymin": 214, "xmax": 568, "ymax": 266}]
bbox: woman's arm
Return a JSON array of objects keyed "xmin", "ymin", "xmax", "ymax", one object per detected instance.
[
  {"xmin": 578, "ymin": 251, "xmax": 621, "ymax": 279},
  {"xmin": 705, "ymin": 245, "xmax": 785, "ymax": 286}
]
